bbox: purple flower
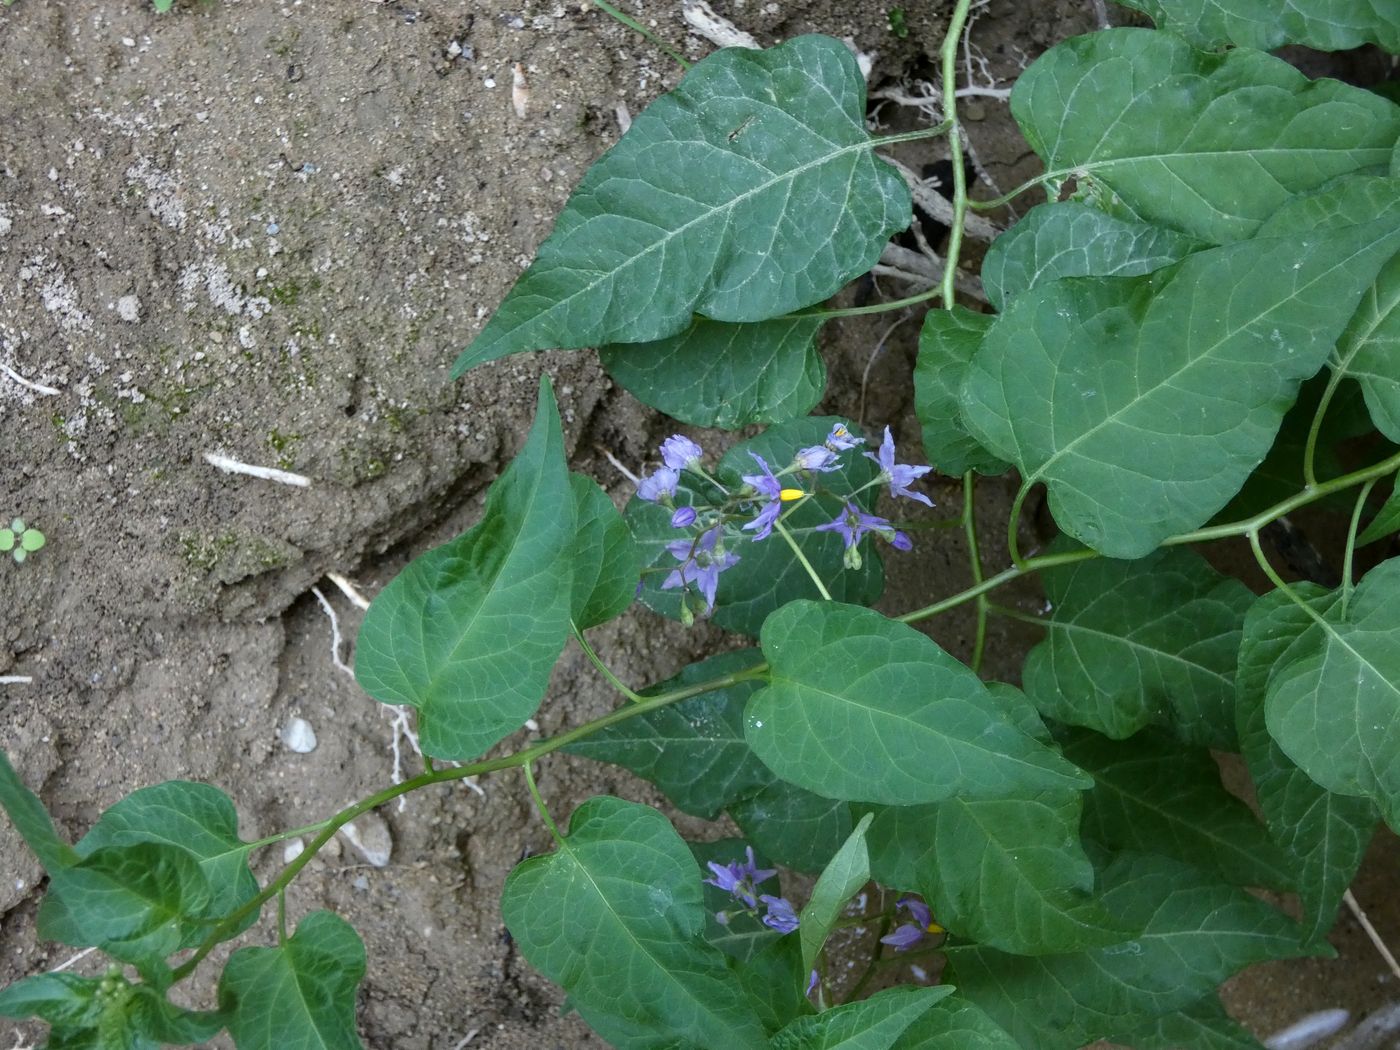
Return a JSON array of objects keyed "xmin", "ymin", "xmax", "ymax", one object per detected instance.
[
  {"xmin": 794, "ymin": 445, "xmax": 840, "ymax": 472},
  {"xmin": 670, "ymin": 506, "xmax": 697, "ymax": 528},
  {"xmin": 660, "ymin": 435, "xmax": 704, "ymax": 471},
  {"xmin": 741, "ymin": 453, "xmax": 783, "ymax": 541},
  {"xmin": 879, "ymin": 897, "xmax": 943, "ymax": 951},
  {"xmin": 826, "ymin": 423, "xmax": 864, "ymax": 451},
  {"xmin": 816, "ymin": 502, "xmax": 894, "ymax": 549},
  {"xmin": 703, "ymin": 846, "xmax": 776, "ymax": 909},
  {"xmin": 806, "ymin": 970, "xmax": 820, "ymax": 997},
  {"xmin": 760, "ymin": 894, "xmax": 800, "ymax": 933},
  {"xmin": 637, "ymin": 467, "xmax": 679, "ymax": 503},
  {"xmin": 661, "ymin": 527, "xmax": 739, "ymax": 612},
  {"xmin": 865, "ymin": 427, "xmax": 933, "ymax": 507},
  {"xmin": 891, "ymin": 531, "xmax": 913, "ymax": 551}
]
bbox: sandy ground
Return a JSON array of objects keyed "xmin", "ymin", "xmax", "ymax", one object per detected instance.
[{"xmin": 0, "ymin": 1, "xmax": 1396, "ymax": 1047}]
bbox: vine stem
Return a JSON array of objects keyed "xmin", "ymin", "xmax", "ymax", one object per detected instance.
[
  {"xmin": 775, "ymin": 519, "xmax": 833, "ymax": 600},
  {"xmin": 1341, "ymin": 478, "xmax": 1377, "ymax": 616},
  {"xmin": 524, "ymin": 762, "xmax": 564, "ymax": 846},
  {"xmin": 171, "ymin": 446, "xmax": 1400, "ymax": 988},
  {"xmin": 572, "ymin": 621, "xmax": 645, "ymax": 703},
  {"xmin": 938, "ymin": 0, "xmax": 976, "ymax": 310}
]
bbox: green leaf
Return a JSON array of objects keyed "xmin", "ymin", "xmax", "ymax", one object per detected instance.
[
  {"xmin": 355, "ymin": 378, "xmax": 574, "ymax": 760},
  {"xmin": 20, "ymin": 527, "xmax": 45, "ymax": 552},
  {"xmin": 732, "ymin": 935, "xmax": 813, "ymax": 1035},
  {"xmin": 799, "ymin": 813, "xmax": 873, "ymax": 974},
  {"xmin": 0, "ymin": 973, "xmax": 101, "ymax": 1026},
  {"xmin": 1237, "ymin": 584, "xmax": 1377, "ymax": 943},
  {"xmin": 565, "ymin": 650, "xmax": 773, "ymax": 820},
  {"xmin": 127, "ymin": 986, "xmax": 226, "ymax": 1044},
  {"xmin": 771, "ymin": 986, "xmax": 952, "ymax": 1050},
  {"xmin": 0, "ymin": 749, "xmax": 78, "ymax": 872},
  {"xmin": 38, "ymin": 843, "xmax": 214, "ymax": 967},
  {"xmin": 748, "ymin": 601, "xmax": 1089, "ymax": 805},
  {"xmin": 153, "ymin": 0, "xmax": 174, "ymax": 11},
  {"xmin": 691, "ymin": 838, "xmax": 783, "ymax": 962},
  {"xmin": 1335, "ymin": 251, "xmax": 1400, "ymax": 443},
  {"xmin": 947, "ymin": 851, "xmax": 1315, "ymax": 1050},
  {"xmin": 501, "ymin": 797, "xmax": 767, "ymax": 1049},
  {"xmin": 963, "ymin": 181, "xmax": 1400, "ymax": 558},
  {"xmin": 1022, "ymin": 546, "xmax": 1254, "ymax": 748},
  {"xmin": 568, "ymin": 473, "xmax": 642, "ymax": 631},
  {"xmin": 600, "ymin": 317, "xmax": 826, "ymax": 430},
  {"xmin": 75, "ymin": 781, "xmax": 259, "ymax": 934},
  {"xmin": 913, "ymin": 308, "xmax": 1009, "ymax": 476},
  {"xmin": 1112, "ymin": 0, "xmax": 1400, "ymax": 51},
  {"xmin": 454, "ymin": 36, "xmax": 910, "ymax": 374},
  {"xmin": 729, "ymin": 779, "xmax": 854, "ymax": 874},
  {"xmin": 219, "ymin": 910, "xmax": 365, "ymax": 1050},
  {"xmin": 890, "ymin": 996, "xmax": 1021, "ymax": 1050},
  {"xmin": 0, "ymin": 528, "xmax": 12, "ymax": 551},
  {"xmin": 1011, "ymin": 29, "xmax": 1400, "ymax": 244},
  {"xmin": 1060, "ymin": 728, "xmax": 1294, "ymax": 890},
  {"xmin": 1267, "ymin": 557, "xmax": 1400, "ymax": 830},
  {"xmin": 629, "ymin": 416, "xmax": 884, "ymax": 637},
  {"xmin": 981, "ymin": 202, "xmax": 1204, "ymax": 312},
  {"xmin": 1113, "ymin": 994, "xmax": 1264, "ymax": 1050},
  {"xmin": 1359, "ymin": 476, "xmax": 1400, "ymax": 546},
  {"xmin": 866, "ymin": 790, "xmax": 1129, "ymax": 955}
]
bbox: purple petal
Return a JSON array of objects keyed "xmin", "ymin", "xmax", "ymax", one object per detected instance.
[
  {"xmin": 660, "ymin": 435, "xmax": 703, "ymax": 471},
  {"xmin": 637, "ymin": 467, "xmax": 679, "ymax": 503},
  {"xmin": 670, "ymin": 506, "xmax": 698, "ymax": 528},
  {"xmin": 879, "ymin": 923, "xmax": 925, "ymax": 950}
]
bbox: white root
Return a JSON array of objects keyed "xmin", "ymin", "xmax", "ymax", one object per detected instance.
[
  {"xmin": 0, "ymin": 360, "xmax": 60, "ymax": 396},
  {"xmin": 1263, "ymin": 1009, "xmax": 1349, "ymax": 1050},
  {"xmin": 203, "ymin": 451, "xmax": 311, "ymax": 488},
  {"xmin": 512, "ymin": 63, "xmax": 530, "ymax": 119}
]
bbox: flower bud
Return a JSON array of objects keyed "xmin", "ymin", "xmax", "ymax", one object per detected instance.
[{"xmin": 670, "ymin": 506, "xmax": 697, "ymax": 528}]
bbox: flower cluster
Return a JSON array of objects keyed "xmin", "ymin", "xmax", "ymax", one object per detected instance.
[
  {"xmin": 703, "ymin": 847, "xmax": 800, "ymax": 933},
  {"xmin": 634, "ymin": 424, "xmax": 933, "ymax": 620}
]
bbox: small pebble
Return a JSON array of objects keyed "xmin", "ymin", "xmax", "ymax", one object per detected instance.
[
  {"xmin": 280, "ymin": 716, "xmax": 317, "ymax": 754},
  {"xmin": 116, "ymin": 295, "xmax": 141, "ymax": 322},
  {"xmin": 283, "ymin": 838, "xmax": 305, "ymax": 863},
  {"xmin": 341, "ymin": 813, "xmax": 393, "ymax": 867},
  {"xmin": 266, "ymin": 221, "xmax": 280, "ymax": 235}
]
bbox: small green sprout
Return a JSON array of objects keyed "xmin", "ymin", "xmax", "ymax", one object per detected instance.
[
  {"xmin": 0, "ymin": 518, "xmax": 46, "ymax": 564},
  {"xmin": 888, "ymin": 7, "xmax": 909, "ymax": 38}
]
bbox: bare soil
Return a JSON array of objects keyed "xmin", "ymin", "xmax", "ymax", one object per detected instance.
[{"xmin": 0, "ymin": 1, "xmax": 1395, "ymax": 1048}]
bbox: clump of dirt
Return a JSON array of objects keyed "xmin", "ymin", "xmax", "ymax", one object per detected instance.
[{"xmin": 0, "ymin": 1, "xmax": 1395, "ymax": 1048}]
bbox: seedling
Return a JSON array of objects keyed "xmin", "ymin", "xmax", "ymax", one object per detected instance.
[{"xmin": 0, "ymin": 518, "xmax": 45, "ymax": 564}]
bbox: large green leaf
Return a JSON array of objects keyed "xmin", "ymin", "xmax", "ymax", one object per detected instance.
[
  {"xmin": 771, "ymin": 987, "xmax": 952, "ymax": 1050},
  {"xmin": 0, "ymin": 973, "xmax": 102, "ymax": 1027},
  {"xmin": 865, "ymin": 790, "xmax": 1128, "ymax": 955},
  {"xmin": 126, "ymin": 986, "xmax": 227, "ymax": 1045},
  {"xmin": 1112, "ymin": 994, "xmax": 1264, "ymax": 1050},
  {"xmin": 566, "ymin": 650, "xmax": 772, "ymax": 820},
  {"xmin": 454, "ymin": 36, "xmax": 910, "ymax": 373},
  {"xmin": 947, "ymin": 851, "xmax": 1315, "ymax": 1050},
  {"xmin": 963, "ymin": 181, "xmax": 1400, "ymax": 558},
  {"xmin": 1060, "ymin": 728, "xmax": 1294, "ymax": 890},
  {"xmin": 219, "ymin": 910, "xmax": 365, "ymax": 1050},
  {"xmin": 729, "ymin": 779, "xmax": 854, "ymax": 874},
  {"xmin": 568, "ymin": 473, "xmax": 642, "ymax": 631},
  {"xmin": 1022, "ymin": 546, "xmax": 1253, "ymax": 748},
  {"xmin": 600, "ymin": 317, "xmax": 826, "ymax": 430},
  {"xmin": 748, "ymin": 602, "xmax": 1088, "ymax": 805},
  {"xmin": 1010, "ymin": 29, "xmax": 1400, "ymax": 244},
  {"xmin": 75, "ymin": 781, "xmax": 259, "ymax": 933},
  {"xmin": 355, "ymin": 379, "xmax": 574, "ymax": 760},
  {"xmin": 799, "ymin": 813, "xmax": 873, "ymax": 974},
  {"xmin": 913, "ymin": 308, "xmax": 1009, "ymax": 477},
  {"xmin": 1113, "ymin": 0, "xmax": 1400, "ymax": 51},
  {"xmin": 981, "ymin": 203, "xmax": 1203, "ymax": 312},
  {"xmin": 1266, "ymin": 557, "xmax": 1400, "ymax": 830},
  {"xmin": 1237, "ymin": 585, "xmax": 1377, "ymax": 944},
  {"xmin": 501, "ymin": 797, "xmax": 767, "ymax": 1049},
  {"xmin": 629, "ymin": 416, "xmax": 884, "ymax": 637},
  {"xmin": 890, "ymin": 996, "xmax": 1020, "ymax": 1050}
]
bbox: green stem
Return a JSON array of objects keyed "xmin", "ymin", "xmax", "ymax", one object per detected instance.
[
  {"xmin": 985, "ymin": 601, "xmax": 1045, "ymax": 628},
  {"xmin": 961, "ymin": 472, "xmax": 989, "ymax": 673},
  {"xmin": 524, "ymin": 761, "xmax": 564, "ymax": 846},
  {"xmin": 870, "ymin": 121, "xmax": 955, "ymax": 147},
  {"xmin": 795, "ymin": 285, "xmax": 943, "ymax": 320},
  {"xmin": 1301, "ymin": 367, "xmax": 1348, "ymax": 489},
  {"xmin": 1342, "ymin": 479, "xmax": 1378, "ymax": 616},
  {"xmin": 775, "ymin": 519, "xmax": 833, "ymax": 600},
  {"xmin": 590, "ymin": 0, "xmax": 691, "ymax": 70},
  {"xmin": 276, "ymin": 890, "xmax": 288, "ymax": 946},
  {"xmin": 1006, "ymin": 482, "xmax": 1030, "ymax": 569},
  {"xmin": 968, "ymin": 172, "xmax": 1052, "ymax": 212},
  {"xmin": 1247, "ymin": 530, "xmax": 1329, "ymax": 629},
  {"xmin": 938, "ymin": 0, "xmax": 975, "ymax": 310},
  {"xmin": 572, "ymin": 621, "xmax": 645, "ymax": 703}
]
